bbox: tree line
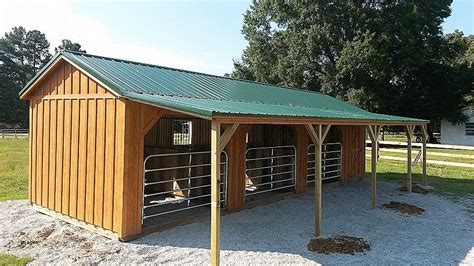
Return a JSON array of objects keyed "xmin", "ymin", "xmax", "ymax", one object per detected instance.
[
  {"xmin": 0, "ymin": 26, "xmax": 85, "ymax": 128},
  {"xmin": 229, "ymin": 0, "xmax": 473, "ymax": 139}
]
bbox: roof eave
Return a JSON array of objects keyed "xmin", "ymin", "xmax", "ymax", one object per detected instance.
[{"xmin": 211, "ymin": 113, "xmax": 429, "ymax": 126}]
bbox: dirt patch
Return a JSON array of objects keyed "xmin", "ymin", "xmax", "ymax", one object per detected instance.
[
  {"xmin": 383, "ymin": 201, "xmax": 425, "ymax": 215},
  {"xmin": 399, "ymin": 184, "xmax": 429, "ymax": 195},
  {"xmin": 308, "ymin": 235, "xmax": 371, "ymax": 255}
]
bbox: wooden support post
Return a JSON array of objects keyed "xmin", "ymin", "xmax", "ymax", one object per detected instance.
[
  {"xmin": 305, "ymin": 124, "xmax": 330, "ymax": 237},
  {"xmin": 366, "ymin": 125, "xmax": 381, "ymax": 209},
  {"xmin": 405, "ymin": 125, "xmax": 415, "ymax": 193},
  {"xmin": 210, "ymin": 121, "xmax": 221, "ymax": 266},
  {"xmin": 421, "ymin": 125, "xmax": 428, "ymax": 185}
]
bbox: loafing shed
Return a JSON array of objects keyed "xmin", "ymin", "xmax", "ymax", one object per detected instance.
[{"xmin": 20, "ymin": 51, "xmax": 429, "ymax": 265}]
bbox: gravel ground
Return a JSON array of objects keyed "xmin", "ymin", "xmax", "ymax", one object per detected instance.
[{"xmin": 1, "ymin": 181, "xmax": 473, "ymax": 265}]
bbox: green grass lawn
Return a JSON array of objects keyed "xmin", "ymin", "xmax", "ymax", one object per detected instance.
[
  {"xmin": 0, "ymin": 138, "xmax": 29, "ymax": 201},
  {"xmin": 372, "ymin": 150, "xmax": 474, "ymax": 164},
  {"xmin": 0, "ymin": 253, "xmax": 33, "ymax": 265},
  {"xmin": 366, "ymin": 156, "xmax": 474, "ymax": 197}
]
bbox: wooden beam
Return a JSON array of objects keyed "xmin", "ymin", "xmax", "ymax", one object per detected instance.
[
  {"xmin": 142, "ymin": 110, "xmax": 164, "ymax": 135},
  {"xmin": 218, "ymin": 123, "xmax": 240, "ymax": 153},
  {"xmin": 405, "ymin": 125, "xmax": 414, "ymax": 193},
  {"xmin": 421, "ymin": 125, "xmax": 428, "ymax": 185},
  {"xmin": 305, "ymin": 124, "xmax": 320, "ymax": 145},
  {"xmin": 366, "ymin": 125, "xmax": 381, "ymax": 209},
  {"xmin": 306, "ymin": 124, "xmax": 323, "ymax": 236},
  {"xmin": 210, "ymin": 121, "xmax": 221, "ymax": 266},
  {"xmin": 321, "ymin": 125, "xmax": 332, "ymax": 143}
]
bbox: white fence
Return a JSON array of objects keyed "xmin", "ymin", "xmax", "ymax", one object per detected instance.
[{"xmin": 0, "ymin": 129, "xmax": 29, "ymax": 138}]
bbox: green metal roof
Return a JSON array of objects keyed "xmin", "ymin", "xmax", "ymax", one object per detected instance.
[{"xmin": 20, "ymin": 51, "xmax": 427, "ymax": 123}]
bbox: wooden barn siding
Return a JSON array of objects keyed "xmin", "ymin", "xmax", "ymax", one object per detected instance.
[
  {"xmin": 28, "ymin": 61, "xmax": 127, "ymax": 236},
  {"xmin": 340, "ymin": 125, "xmax": 366, "ymax": 183}
]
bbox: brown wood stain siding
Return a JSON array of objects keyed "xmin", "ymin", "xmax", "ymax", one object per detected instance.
[
  {"xmin": 26, "ymin": 60, "xmax": 133, "ymax": 238},
  {"xmin": 340, "ymin": 126, "xmax": 366, "ymax": 183},
  {"xmin": 293, "ymin": 125, "xmax": 308, "ymax": 193},
  {"xmin": 225, "ymin": 125, "xmax": 248, "ymax": 210}
]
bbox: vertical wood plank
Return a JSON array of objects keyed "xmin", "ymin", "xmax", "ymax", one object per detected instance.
[
  {"xmin": 103, "ymin": 99, "xmax": 116, "ymax": 230},
  {"xmin": 370, "ymin": 126, "xmax": 378, "ymax": 209},
  {"xmin": 121, "ymin": 101, "xmax": 142, "ymax": 237},
  {"xmin": 36, "ymin": 99, "xmax": 44, "ymax": 204},
  {"xmin": 42, "ymin": 99, "xmax": 50, "ymax": 207},
  {"xmin": 94, "ymin": 99, "xmax": 106, "ymax": 227},
  {"xmin": 72, "ymin": 67, "xmax": 80, "ymax": 94},
  {"xmin": 69, "ymin": 99, "xmax": 80, "ymax": 218},
  {"xmin": 49, "ymin": 99, "xmax": 57, "ymax": 209},
  {"xmin": 58, "ymin": 62, "xmax": 65, "ymax": 95},
  {"xmin": 31, "ymin": 101, "xmax": 37, "ymax": 204},
  {"xmin": 315, "ymin": 125, "xmax": 322, "ymax": 237},
  {"xmin": 85, "ymin": 99, "xmax": 97, "ymax": 224},
  {"xmin": 65, "ymin": 63, "xmax": 72, "ymax": 95},
  {"xmin": 293, "ymin": 125, "xmax": 308, "ymax": 193},
  {"xmin": 210, "ymin": 121, "xmax": 221, "ymax": 266},
  {"xmin": 28, "ymin": 101, "xmax": 33, "ymax": 203},
  {"xmin": 62, "ymin": 99, "xmax": 72, "ymax": 215},
  {"xmin": 55, "ymin": 99, "xmax": 64, "ymax": 212},
  {"xmin": 421, "ymin": 125, "xmax": 427, "ymax": 185},
  {"xmin": 77, "ymin": 99, "xmax": 88, "ymax": 221},
  {"xmin": 225, "ymin": 125, "xmax": 247, "ymax": 210},
  {"xmin": 113, "ymin": 100, "xmax": 125, "ymax": 234},
  {"xmin": 406, "ymin": 125, "xmax": 413, "ymax": 193}
]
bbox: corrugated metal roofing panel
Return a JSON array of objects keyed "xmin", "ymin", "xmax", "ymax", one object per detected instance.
[{"xmin": 20, "ymin": 51, "xmax": 427, "ymax": 123}]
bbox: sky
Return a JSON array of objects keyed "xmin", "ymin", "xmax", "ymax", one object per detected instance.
[{"xmin": 1, "ymin": 0, "xmax": 472, "ymax": 76}]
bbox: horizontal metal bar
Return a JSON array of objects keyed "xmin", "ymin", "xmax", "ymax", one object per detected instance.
[
  {"xmin": 307, "ymin": 167, "xmax": 341, "ymax": 173},
  {"xmin": 247, "ymin": 170, "xmax": 295, "ymax": 180},
  {"xmin": 144, "ymin": 192, "xmax": 225, "ymax": 209},
  {"xmin": 247, "ymin": 145, "xmax": 296, "ymax": 151},
  {"xmin": 246, "ymin": 184, "xmax": 295, "ymax": 196},
  {"xmin": 145, "ymin": 162, "xmax": 227, "ymax": 173},
  {"xmin": 144, "ymin": 150, "xmax": 228, "ymax": 165},
  {"xmin": 307, "ymin": 175, "xmax": 340, "ymax": 182},
  {"xmin": 144, "ymin": 173, "xmax": 225, "ymax": 186},
  {"xmin": 143, "ymin": 200, "xmax": 225, "ymax": 219},
  {"xmin": 307, "ymin": 157, "xmax": 340, "ymax": 164},
  {"xmin": 322, "ymin": 163, "xmax": 341, "ymax": 168},
  {"xmin": 246, "ymin": 163, "xmax": 295, "ymax": 171},
  {"xmin": 323, "ymin": 169, "xmax": 341, "ymax": 174},
  {"xmin": 246, "ymin": 154, "xmax": 295, "ymax": 162},
  {"xmin": 249, "ymin": 178, "xmax": 295, "ymax": 188},
  {"xmin": 144, "ymin": 182, "xmax": 225, "ymax": 197}
]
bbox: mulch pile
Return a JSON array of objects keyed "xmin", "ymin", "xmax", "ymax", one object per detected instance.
[
  {"xmin": 307, "ymin": 235, "xmax": 371, "ymax": 255},
  {"xmin": 382, "ymin": 201, "xmax": 425, "ymax": 215},
  {"xmin": 399, "ymin": 184, "xmax": 429, "ymax": 195}
]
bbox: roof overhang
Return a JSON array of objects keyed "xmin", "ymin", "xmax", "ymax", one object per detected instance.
[{"xmin": 212, "ymin": 114, "xmax": 429, "ymax": 126}]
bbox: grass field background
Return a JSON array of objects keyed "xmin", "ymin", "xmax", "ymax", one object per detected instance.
[{"xmin": 0, "ymin": 138, "xmax": 29, "ymax": 201}]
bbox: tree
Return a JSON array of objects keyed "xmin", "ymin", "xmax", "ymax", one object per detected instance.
[
  {"xmin": 231, "ymin": 0, "xmax": 473, "ymax": 139},
  {"xmin": 55, "ymin": 39, "xmax": 86, "ymax": 53},
  {"xmin": 0, "ymin": 26, "xmax": 51, "ymax": 127}
]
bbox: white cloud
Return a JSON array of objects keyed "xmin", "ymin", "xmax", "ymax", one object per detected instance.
[{"xmin": 0, "ymin": 0, "xmax": 225, "ymax": 75}]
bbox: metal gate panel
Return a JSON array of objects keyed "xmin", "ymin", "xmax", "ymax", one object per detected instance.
[
  {"xmin": 307, "ymin": 142, "xmax": 342, "ymax": 182},
  {"xmin": 245, "ymin": 145, "xmax": 296, "ymax": 197},
  {"xmin": 142, "ymin": 151, "xmax": 227, "ymax": 223}
]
